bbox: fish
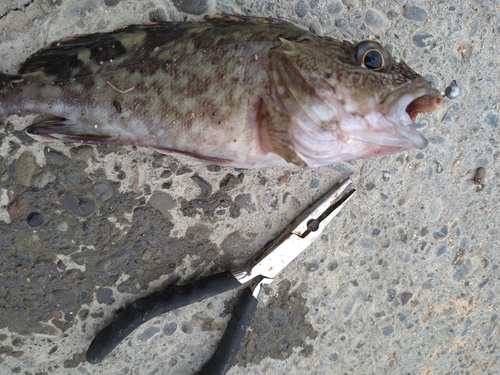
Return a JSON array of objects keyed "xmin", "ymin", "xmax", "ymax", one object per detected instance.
[{"xmin": 0, "ymin": 15, "xmax": 443, "ymax": 168}]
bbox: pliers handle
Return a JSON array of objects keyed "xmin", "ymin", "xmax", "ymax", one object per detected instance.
[{"xmin": 86, "ymin": 178, "xmax": 356, "ymax": 374}]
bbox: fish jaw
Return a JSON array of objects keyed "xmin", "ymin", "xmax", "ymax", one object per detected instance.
[
  {"xmin": 376, "ymin": 82, "xmax": 443, "ymax": 148},
  {"xmin": 282, "ymin": 83, "xmax": 443, "ymax": 166}
]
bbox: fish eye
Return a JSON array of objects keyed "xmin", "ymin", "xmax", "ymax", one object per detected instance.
[{"xmin": 354, "ymin": 41, "xmax": 392, "ymax": 73}]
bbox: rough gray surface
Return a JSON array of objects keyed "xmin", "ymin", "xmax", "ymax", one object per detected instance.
[{"xmin": 0, "ymin": 1, "xmax": 499, "ymax": 374}]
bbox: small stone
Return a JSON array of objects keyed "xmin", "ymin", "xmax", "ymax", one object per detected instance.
[
  {"xmin": 148, "ymin": 191, "xmax": 176, "ymax": 215},
  {"xmin": 428, "ymin": 136, "xmax": 445, "ymax": 145},
  {"xmin": 96, "ymin": 288, "xmax": 114, "ymax": 305},
  {"xmin": 176, "ymin": 167, "xmax": 192, "ymax": 176},
  {"xmin": 268, "ymin": 310, "xmax": 287, "ymax": 327},
  {"xmin": 403, "ymin": 5, "xmax": 428, "ymax": 22},
  {"xmin": 57, "ymin": 222, "xmax": 69, "ymax": 232},
  {"xmin": 387, "ymin": 289, "xmax": 396, "ymax": 302},
  {"xmin": 234, "ymin": 194, "xmax": 257, "ymax": 214},
  {"xmin": 453, "ymin": 259, "xmax": 474, "ymax": 282},
  {"xmin": 387, "ymin": 10, "xmax": 399, "ymax": 19},
  {"xmin": 185, "ymin": 223, "xmax": 212, "ymax": 243},
  {"xmin": 206, "ymin": 165, "xmax": 221, "ymax": 172},
  {"xmin": 358, "ymin": 237, "xmax": 376, "ymax": 251},
  {"xmin": 66, "ymin": 170, "xmax": 92, "ymax": 190},
  {"xmin": 104, "ymin": 0, "xmax": 120, "ymax": 6},
  {"xmin": 93, "ymin": 182, "xmax": 113, "ymax": 202},
  {"xmin": 149, "ymin": 8, "xmax": 168, "ymax": 22},
  {"xmin": 14, "ymin": 151, "xmax": 37, "ymax": 186},
  {"xmin": 48, "ymin": 346, "xmax": 58, "ymax": 355},
  {"xmin": 52, "ymin": 289, "xmax": 77, "ymax": 304},
  {"xmin": 137, "ymin": 327, "xmax": 161, "ymax": 342},
  {"xmin": 191, "ymin": 174, "xmax": 212, "ymax": 198},
  {"xmin": 78, "ymin": 309, "xmax": 89, "ymax": 320},
  {"xmin": 44, "ymin": 148, "xmax": 66, "ymax": 166},
  {"xmin": 172, "ymin": 0, "xmax": 210, "ymax": 15},
  {"xmin": 381, "ymin": 170, "xmax": 391, "ymax": 181},
  {"xmin": 11, "ymin": 351, "xmax": 24, "ymax": 358},
  {"xmin": 400, "ymin": 292, "xmax": 413, "ymax": 305},
  {"xmin": 0, "ymin": 345, "xmax": 12, "ymax": 355},
  {"xmin": 474, "ymin": 167, "xmax": 486, "ymax": 186},
  {"xmin": 335, "ymin": 18, "xmax": 348, "ymax": 27},
  {"xmin": 441, "ymin": 111, "xmax": 454, "ymax": 124},
  {"xmin": 328, "ymin": 261, "xmax": 339, "ymax": 271},
  {"xmin": 152, "ymin": 155, "xmax": 170, "ymax": 168},
  {"xmin": 328, "ymin": 2, "xmax": 343, "ymax": 13},
  {"xmin": 70, "ymin": 145, "xmax": 94, "ymax": 161},
  {"xmin": 307, "ymin": 261, "xmax": 320, "ymax": 272},
  {"xmin": 434, "ymin": 161, "xmax": 444, "ymax": 173},
  {"xmin": 341, "ymin": 0, "xmax": 358, "ymax": 7},
  {"xmin": 382, "ymin": 325, "xmax": 394, "ymax": 336},
  {"xmin": 23, "ymin": 298, "xmax": 40, "ymax": 309},
  {"xmin": 364, "ymin": 9, "xmax": 389, "ymax": 28},
  {"xmin": 483, "ymin": 111, "xmax": 498, "ymax": 128},
  {"xmin": 435, "ymin": 244, "xmax": 448, "ymax": 257},
  {"xmin": 163, "ymin": 322, "xmax": 177, "ymax": 336},
  {"xmin": 277, "ymin": 171, "xmax": 291, "ymax": 185},
  {"xmin": 412, "ymin": 31, "xmax": 434, "ymax": 48},
  {"xmin": 429, "ymin": 199, "xmax": 443, "ymax": 222},
  {"xmin": 310, "ymin": 179, "xmax": 320, "ymax": 188},
  {"xmin": 26, "ymin": 212, "xmax": 45, "ymax": 227},
  {"xmin": 8, "ymin": 196, "xmax": 28, "ymax": 218},
  {"xmin": 329, "ymin": 352, "xmax": 339, "ymax": 361},
  {"xmin": 309, "ymin": 19, "xmax": 323, "ymax": 35},
  {"xmin": 60, "ymin": 191, "xmax": 95, "ymax": 217},
  {"xmin": 34, "ymin": 171, "xmax": 56, "ymax": 189},
  {"xmin": 181, "ymin": 322, "xmax": 193, "ymax": 334},
  {"xmin": 219, "ymin": 174, "xmax": 241, "ymax": 191},
  {"xmin": 295, "ymin": 0, "xmax": 309, "ymax": 17},
  {"xmin": 160, "ymin": 170, "xmax": 172, "ymax": 179}
]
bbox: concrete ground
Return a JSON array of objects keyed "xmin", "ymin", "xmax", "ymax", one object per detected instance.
[{"xmin": 0, "ymin": 0, "xmax": 499, "ymax": 374}]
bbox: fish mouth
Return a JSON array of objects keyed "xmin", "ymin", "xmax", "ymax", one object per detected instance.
[{"xmin": 385, "ymin": 85, "xmax": 443, "ymax": 148}]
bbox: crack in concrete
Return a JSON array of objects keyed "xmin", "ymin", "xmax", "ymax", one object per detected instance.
[{"xmin": 0, "ymin": 0, "xmax": 36, "ymax": 20}]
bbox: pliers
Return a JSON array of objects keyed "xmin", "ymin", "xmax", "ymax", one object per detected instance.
[{"xmin": 86, "ymin": 177, "xmax": 356, "ymax": 374}]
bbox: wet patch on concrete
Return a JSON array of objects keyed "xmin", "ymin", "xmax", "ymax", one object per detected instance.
[{"xmin": 235, "ymin": 280, "xmax": 318, "ymax": 366}]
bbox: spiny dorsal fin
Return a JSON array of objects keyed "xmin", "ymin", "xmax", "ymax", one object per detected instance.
[
  {"xmin": 20, "ymin": 16, "xmax": 296, "ymax": 75},
  {"xmin": 19, "ymin": 23, "xmax": 197, "ymax": 75}
]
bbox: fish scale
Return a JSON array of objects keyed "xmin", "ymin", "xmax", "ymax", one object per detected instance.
[{"xmin": 0, "ymin": 15, "xmax": 442, "ymax": 168}]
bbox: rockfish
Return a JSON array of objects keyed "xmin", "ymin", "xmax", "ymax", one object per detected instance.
[{"xmin": 0, "ymin": 15, "xmax": 442, "ymax": 168}]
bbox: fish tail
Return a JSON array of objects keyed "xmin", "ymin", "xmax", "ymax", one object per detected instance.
[{"xmin": 0, "ymin": 72, "xmax": 23, "ymax": 119}]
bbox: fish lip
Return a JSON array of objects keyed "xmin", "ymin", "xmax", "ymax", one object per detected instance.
[{"xmin": 383, "ymin": 82, "xmax": 443, "ymax": 148}]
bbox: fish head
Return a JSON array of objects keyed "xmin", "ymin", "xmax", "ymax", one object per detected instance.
[
  {"xmin": 268, "ymin": 37, "xmax": 443, "ymax": 166},
  {"xmin": 321, "ymin": 39, "xmax": 443, "ymax": 160}
]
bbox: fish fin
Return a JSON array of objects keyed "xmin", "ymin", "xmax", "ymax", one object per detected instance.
[
  {"xmin": 0, "ymin": 73, "xmax": 23, "ymax": 87},
  {"xmin": 20, "ymin": 22, "xmax": 219, "ymax": 75},
  {"xmin": 206, "ymin": 14, "xmax": 292, "ymax": 26},
  {"xmin": 25, "ymin": 117, "xmax": 119, "ymax": 145},
  {"xmin": 153, "ymin": 147, "xmax": 234, "ymax": 166},
  {"xmin": 259, "ymin": 98, "xmax": 307, "ymax": 168}
]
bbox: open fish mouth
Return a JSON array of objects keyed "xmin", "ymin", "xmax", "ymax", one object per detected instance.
[
  {"xmin": 395, "ymin": 87, "xmax": 443, "ymax": 122},
  {"xmin": 385, "ymin": 86, "xmax": 443, "ymax": 148}
]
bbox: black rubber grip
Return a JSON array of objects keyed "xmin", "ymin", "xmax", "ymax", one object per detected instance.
[
  {"xmin": 86, "ymin": 271, "xmax": 241, "ymax": 364},
  {"xmin": 198, "ymin": 287, "xmax": 258, "ymax": 375}
]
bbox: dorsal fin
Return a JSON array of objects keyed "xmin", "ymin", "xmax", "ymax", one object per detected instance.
[
  {"xmin": 19, "ymin": 23, "xmax": 194, "ymax": 75},
  {"xmin": 19, "ymin": 16, "xmax": 301, "ymax": 77}
]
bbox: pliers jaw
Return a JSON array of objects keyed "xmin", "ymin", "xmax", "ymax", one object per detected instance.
[{"xmin": 232, "ymin": 177, "xmax": 356, "ymax": 295}]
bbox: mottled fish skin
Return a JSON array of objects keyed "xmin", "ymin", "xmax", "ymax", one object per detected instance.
[{"xmin": 0, "ymin": 15, "xmax": 442, "ymax": 168}]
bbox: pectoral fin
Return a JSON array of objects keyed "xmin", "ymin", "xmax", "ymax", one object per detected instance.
[{"xmin": 25, "ymin": 117, "xmax": 119, "ymax": 145}]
